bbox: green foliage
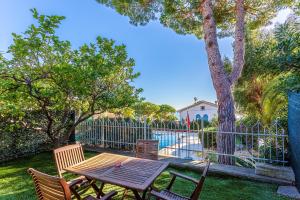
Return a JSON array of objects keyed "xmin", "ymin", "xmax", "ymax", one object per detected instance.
[
  {"xmin": 132, "ymin": 102, "xmax": 177, "ymax": 121},
  {"xmin": 110, "ymin": 101, "xmax": 177, "ymax": 121},
  {"xmin": 133, "ymin": 101, "xmax": 160, "ymax": 119},
  {"xmin": 236, "ymin": 115, "xmax": 259, "ymax": 127},
  {"xmin": 294, "ymin": 2, "xmax": 300, "ymax": 15},
  {"xmin": 0, "ymin": 9, "xmax": 141, "ymax": 146},
  {"xmin": 234, "ymin": 15, "xmax": 300, "ymax": 127},
  {"xmin": 223, "ymin": 56, "xmax": 232, "ymax": 75},
  {"xmin": 97, "ymin": 0, "xmax": 295, "ymax": 38},
  {"xmin": 274, "ymin": 16, "xmax": 300, "ymax": 71},
  {"xmin": 0, "ymin": 111, "xmax": 50, "ymax": 161},
  {"xmin": 209, "ymin": 116, "xmax": 218, "ymax": 128},
  {"xmin": 155, "ymin": 104, "xmax": 177, "ymax": 121}
]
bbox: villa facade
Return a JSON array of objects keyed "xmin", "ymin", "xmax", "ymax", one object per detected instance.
[{"xmin": 177, "ymin": 100, "xmax": 218, "ymax": 122}]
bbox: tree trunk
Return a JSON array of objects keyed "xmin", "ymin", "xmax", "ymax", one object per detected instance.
[
  {"xmin": 50, "ymin": 129, "xmax": 69, "ymax": 148},
  {"xmin": 201, "ymin": 0, "xmax": 242, "ymax": 165},
  {"xmin": 216, "ymin": 86, "xmax": 236, "ymax": 165},
  {"xmin": 66, "ymin": 111, "xmax": 76, "ymax": 144},
  {"xmin": 53, "ymin": 137, "xmax": 63, "ymax": 148}
]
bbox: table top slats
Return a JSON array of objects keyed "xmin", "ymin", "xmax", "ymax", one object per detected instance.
[{"xmin": 65, "ymin": 153, "xmax": 168, "ymax": 191}]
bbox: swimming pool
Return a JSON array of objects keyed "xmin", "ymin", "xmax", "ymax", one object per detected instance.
[{"xmin": 153, "ymin": 132, "xmax": 185, "ymax": 149}]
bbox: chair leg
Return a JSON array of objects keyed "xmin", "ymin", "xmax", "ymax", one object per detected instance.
[
  {"xmin": 142, "ymin": 189, "xmax": 148, "ymax": 200},
  {"xmin": 132, "ymin": 190, "xmax": 142, "ymax": 200},
  {"xmin": 93, "ymin": 181, "xmax": 105, "ymax": 198},
  {"xmin": 98, "ymin": 182, "xmax": 105, "ymax": 197},
  {"xmin": 148, "ymin": 185, "xmax": 157, "ymax": 200},
  {"xmin": 70, "ymin": 187, "xmax": 82, "ymax": 200},
  {"xmin": 147, "ymin": 191, "xmax": 151, "ymax": 200}
]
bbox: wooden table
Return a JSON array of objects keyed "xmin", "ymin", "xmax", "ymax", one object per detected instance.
[{"xmin": 65, "ymin": 153, "xmax": 169, "ymax": 200}]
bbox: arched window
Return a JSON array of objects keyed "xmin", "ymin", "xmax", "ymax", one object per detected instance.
[
  {"xmin": 203, "ymin": 114, "xmax": 209, "ymax": 121},
  {"xmin": 195, "ymin": 114, "xmax": 201, "ymax": 121}
]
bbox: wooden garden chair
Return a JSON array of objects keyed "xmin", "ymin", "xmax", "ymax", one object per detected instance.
[
  {"xmin": 53, "ymin": 144, "xmax": 104, "ymax": 200},
  {"xmin": 150, "ymin": 160, "xmax": 210, "ymax": 200},
  {"xmin": 28, "ymin": 168, "xmax": 117, "ymax": 200}
]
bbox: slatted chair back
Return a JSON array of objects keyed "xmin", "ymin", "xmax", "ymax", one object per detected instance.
[
  {"xmin": 136, "ymin": 140, "xmax": 159, "ymax": 160},
  {"xmin": 28, "ymin": 168, "xmax": 72, "ymax": 200},
  {"xmin": 190, "ymin": 160, "xmax": 210, "ymax": 200},
  {"xmin": 53, "ymin": 143, "xmax": 85, "ymax": 178}
]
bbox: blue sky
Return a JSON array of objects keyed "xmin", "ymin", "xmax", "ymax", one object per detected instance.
[{"xmin": 0, "ymin": 0, "xmax": 291, "ymax": 109}]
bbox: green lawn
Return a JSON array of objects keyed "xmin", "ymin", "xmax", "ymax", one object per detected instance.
[{"xmin": 0, "ymin": 152, "xmax": 290, "ymax": 200}]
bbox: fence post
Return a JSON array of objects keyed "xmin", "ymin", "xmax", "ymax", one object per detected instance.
[
  {"xmin": 186, "ymin": 121, "xmax": 190, "ymax": 159},
  {"xmin": 201, "ymin": 118, "xmax": 205, "ymax": 159},
  {"xmin": 102, "ymin": 119, "xmax": 105, "ymax": 148},
  {"xmin": 143, "ymin": 116, "xmax": 147, "ymax": 139}
]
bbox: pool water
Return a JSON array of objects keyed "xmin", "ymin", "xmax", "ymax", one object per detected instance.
[{"xmin": 153, "ymin": 132, "xmax": 183, "ymax": 149}]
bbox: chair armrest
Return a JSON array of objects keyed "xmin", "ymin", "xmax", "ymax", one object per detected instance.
[
  {"xmin": 67, "ymin": 178, "xmax": 84, "ymax": 187},
  {"xmin": 169, "ymin": 171, "xmax": 198, "ymax": 184},
  {"xmin": 150, "ymin": 190, "xmax": 168, "ymax": 200}
]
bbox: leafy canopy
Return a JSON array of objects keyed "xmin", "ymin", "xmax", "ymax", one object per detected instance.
[
  {"xmin": 97, "ymin": 0, "xmax": 295, "ymax": 38},
  {"xmin": 0, "ymin": 9, "xmax": 141, "ymax": 145},
  {"xmin": 133, "ymin": 101, "xmax": 160, "ymax": 119},
  {"xmin": 234, "ymin": 15, "xmax": 300, "ymax": 126},
  {"xmin": 155, "ymin": 104, "xmax": 177, "ymax": 120},
  {"xmin": 112, "ymin": 101, "xmax": 177, "ymax": 121}
]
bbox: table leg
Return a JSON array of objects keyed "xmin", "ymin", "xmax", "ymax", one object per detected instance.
[
  {"xmin": 132, "ymin": 189, "xmax": 142, "ymax": 200},
  {"xmin": 142, "ymin": 189, "xmax": 148, "ymax": 200},
  {"xmin": 86, "ymin": 177, "xmax": 103, "ymax": 198},
  {"xmin": 131, "ymin": 189, "xmax": 148, "ymax": 200},
  {"xmin": 98, "ymin": 182, "xmax": 106, "ymax": 197}
]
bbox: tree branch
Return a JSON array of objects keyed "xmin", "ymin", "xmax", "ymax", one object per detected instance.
[
  {"xmin": 230, "ymin": 0, "xmax": 245, "ymax": 85},
  {"xmin": 200, "ymin": 0, "xmax": 231, "ymax": 93}
]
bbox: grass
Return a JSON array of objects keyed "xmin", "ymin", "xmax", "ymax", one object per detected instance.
[{"xmin": 0, "ymin": 151, "xmax": 291, "ymax": 200}]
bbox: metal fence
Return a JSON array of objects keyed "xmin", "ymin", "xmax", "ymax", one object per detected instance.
[{"xmin": 76, "ymin": 118, "xmax": 288, "ymax": 167}]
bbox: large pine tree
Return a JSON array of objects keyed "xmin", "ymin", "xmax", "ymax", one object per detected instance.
[{"xmin": 96, "ymin": 0, "xmax": 295, "ymax": 164}]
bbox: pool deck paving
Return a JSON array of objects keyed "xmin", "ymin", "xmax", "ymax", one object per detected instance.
[
  {"xmin": 158, "ymin": 140, "xmax": 203, "ymax": 160},
  {"xmin": 84, "ymin": 146, "xmax": 295, "ymax": 186}
]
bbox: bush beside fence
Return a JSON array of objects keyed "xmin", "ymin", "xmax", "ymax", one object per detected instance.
[
  {"xmin": 77, "ymin": 119, "xmax": 153, "ymax": 151},
  {"xmin": 0, "ymin": 130, "xmax": 50, "ymax": 162}
]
